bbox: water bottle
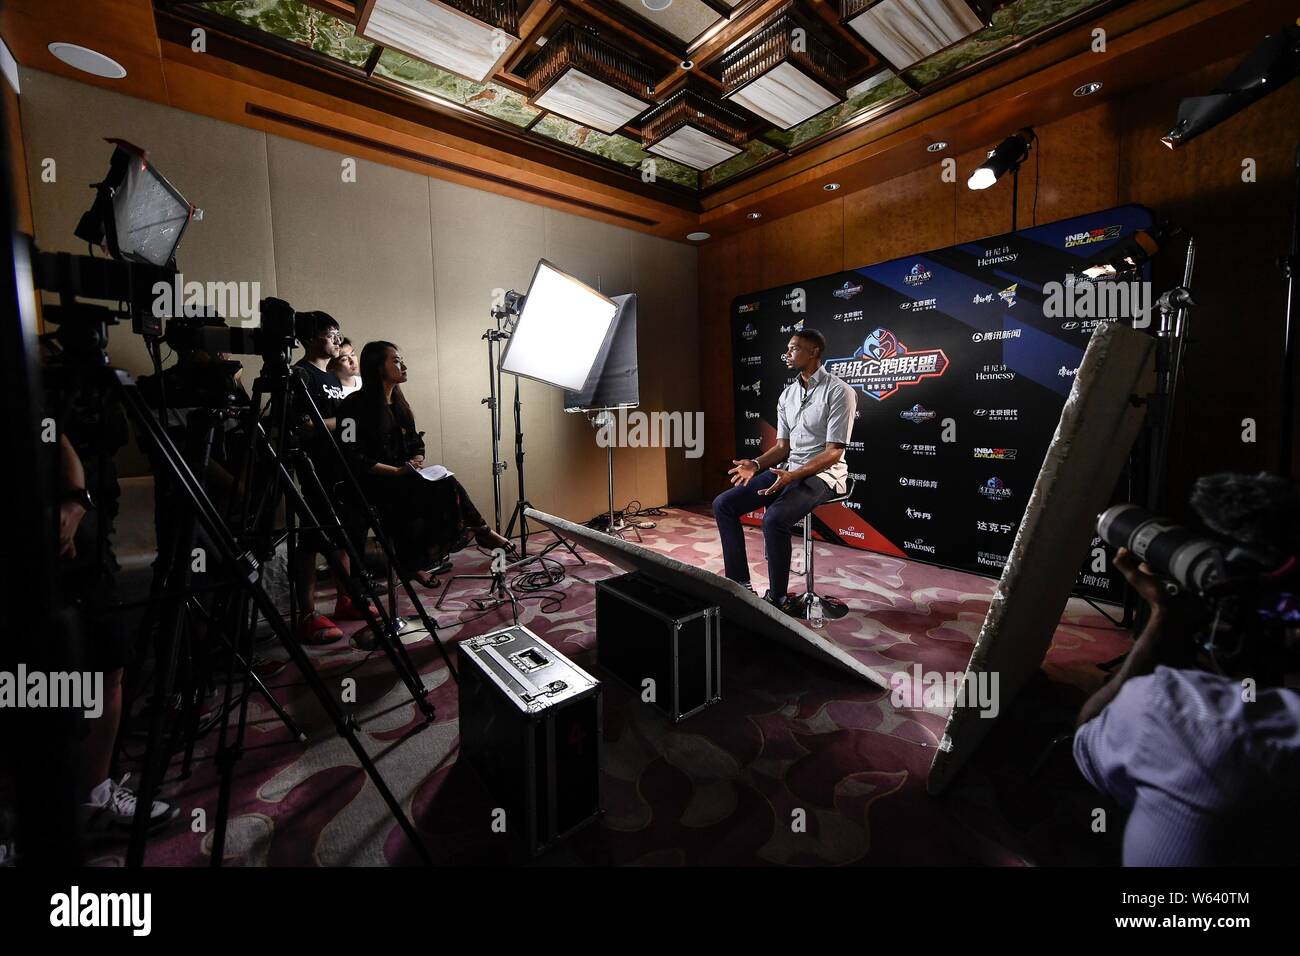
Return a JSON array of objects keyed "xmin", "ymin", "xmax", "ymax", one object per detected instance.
[{"xmin": 808, "ymin": 598, "xmax": 824, "ymax": 629}]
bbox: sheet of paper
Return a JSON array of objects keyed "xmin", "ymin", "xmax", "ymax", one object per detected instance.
[{"xmin": 410, "ymin": 464, "xmax": 453, "ymax": 482}]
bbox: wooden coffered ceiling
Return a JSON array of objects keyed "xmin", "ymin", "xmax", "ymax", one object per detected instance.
[{"xmin": 0, "ymin": 0, "xmax": 1292, "ymax": 242}]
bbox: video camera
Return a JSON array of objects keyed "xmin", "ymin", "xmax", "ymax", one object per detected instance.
[
  {"xmin": 1098, "ymin": 492, "xmax": 1298, "ymax": 672},
  {"xmin": 159, "ymin": 297, "xmax": 302, "ymax": 364}
]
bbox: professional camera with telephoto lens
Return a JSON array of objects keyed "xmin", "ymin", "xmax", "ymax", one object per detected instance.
[
  {"xmin": 1097, "ymin": 503, "xmax": 1298, "ymax": 672},
  {"xmin": 159, "ymin": 296, "xmax": 302, "ymax": 363}
]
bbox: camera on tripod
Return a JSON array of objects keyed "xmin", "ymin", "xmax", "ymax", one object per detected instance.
[{"xmin": 158, "ymin": 296, "xmax": 302, "ymax": 364}]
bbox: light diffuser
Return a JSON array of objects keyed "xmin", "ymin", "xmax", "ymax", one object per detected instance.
[{"xmin": 501, "ymin": 260, "xmax": 619, "ymax": 391}]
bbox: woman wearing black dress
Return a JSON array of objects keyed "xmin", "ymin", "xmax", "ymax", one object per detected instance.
[{"xmin": 338, "ymin": 341, "xmax": 513, "ymax": 585}]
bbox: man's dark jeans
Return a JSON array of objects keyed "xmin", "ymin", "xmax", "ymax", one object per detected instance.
[{"xmin": 711, "ymin": 470, "xmax": 838, "ymax": 600}]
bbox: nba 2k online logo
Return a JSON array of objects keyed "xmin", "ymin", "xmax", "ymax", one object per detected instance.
[{"xmin": 825, "ymin": 327, "xmax": 950, "ymax": 401}]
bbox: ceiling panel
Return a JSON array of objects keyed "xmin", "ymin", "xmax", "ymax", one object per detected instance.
[
  {"xmin": 179, "ymin": 0, "xmax": 1126, "ymax": 195},
  {"xmin": 356, "ymin": 0, "xmax": 510, "ymax": 84},
  {"xmin": 201, "ymin": 0, "xmax": 375, "ymax": 66},
  {"xmin": 373, "ymin": 49, "xmax": 539, "ymax": 126},
  {"xmin": 609, "ymin": 0, "xmax": 723, "ymax": 44},
  {"xmin": 532, "ymin": 113, "xmax": 700, "ymax": 188}
]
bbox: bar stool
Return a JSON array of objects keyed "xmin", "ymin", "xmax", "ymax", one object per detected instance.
[{"xmin": 791, "ymin": 477, "xmax": 856, "ymax": 623}]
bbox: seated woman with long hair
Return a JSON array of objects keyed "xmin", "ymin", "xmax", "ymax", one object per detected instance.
[{"xmin": 338, "ymin": 341, "xmax": 513, "ymax": 585}]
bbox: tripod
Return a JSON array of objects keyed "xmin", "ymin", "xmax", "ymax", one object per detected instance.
[
  {"xmin": 96, "ymin": 361, "xmax": 434, "ymax": 866},
  {"xmin": 482, "ymin": 308, "xmax": 585, "ymax": 565}
]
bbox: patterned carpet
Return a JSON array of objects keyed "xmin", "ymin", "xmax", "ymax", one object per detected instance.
[{"xmin": 99, "ymin": 506, "xmax": 1131, "ymax": 866}]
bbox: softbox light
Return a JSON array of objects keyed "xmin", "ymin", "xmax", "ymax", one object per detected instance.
[
  {"xmin": 500, "ymin": 259, "xmax": 619, "ymax": 391},
  {"xmin": 75, "ymin": 138, "xmax": 194, "ymax": 267},
  {"xmin": 563, "ymin": 293, "xmax": 639, "ymax": 411}
]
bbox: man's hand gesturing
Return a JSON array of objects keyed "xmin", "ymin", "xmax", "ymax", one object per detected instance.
[{"xmin": 728, "ymin": 459, "xmax": 759, "ymax": 487}]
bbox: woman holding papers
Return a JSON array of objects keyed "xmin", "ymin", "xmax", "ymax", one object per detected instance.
[{"xmin": 339, "ymin": 340, "xmax": 514, "ymax": 585}]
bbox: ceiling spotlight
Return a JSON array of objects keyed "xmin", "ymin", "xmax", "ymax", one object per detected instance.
[
  {"xmin": 687, "ymin": 232, "xmax": 711, "ymax": 241},
  {"xmin": 680, "ymin": 59, "xmax": 694, "ymax": 70},
  {"xmin": 824, "ymin": 182, "xmax": 841, "ymax": 191},
  {"xmin": 48, "ymin": 42, "xmax": 127, "ymax": 79},
  {"xmin": 1073, "ymin": 81, "xmax": 1103, "ymax": 97},
  {"xmin": 927, "ymin": 141, "xmax": 948, "ymax": 152},
  {"xmin": 643, "ymin": 0, "xmax": 674, "ymax": 9},
  {"xmin": 967, "ymin": 127, "xmax": 1034, "ymax": 190},
  {"xmin": 747, "ymin": 212, "xmax": 763, "ymax": 220}
]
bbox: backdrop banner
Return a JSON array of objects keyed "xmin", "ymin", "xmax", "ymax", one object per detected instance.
[{"xmin": 730, "ymin": 204, "xmax": 1154, "ymax": 602}]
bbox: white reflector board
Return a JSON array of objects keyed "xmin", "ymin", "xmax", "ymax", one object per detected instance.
[
  {"xmin": 501, "ymin": 260, "xmax": 619, "ymax": 391},
  {"xmin": 927, "ymin": 321, "xmax": 1156, "ymax": 794}
]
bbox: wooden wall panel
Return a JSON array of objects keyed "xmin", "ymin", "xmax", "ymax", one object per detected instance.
[
  {"xmin": 1117, "ymin": 56, "xmax": 1300, "ymax": 491},
  {"xmin": 758, "ymin": 200, "xmax": 844, "ymax": 290},
  {"xmin": 843, "ymin": 163, "xmax": 955, "ymax": 269}
]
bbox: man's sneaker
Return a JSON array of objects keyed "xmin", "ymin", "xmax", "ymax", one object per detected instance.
[
  {"xmin": 332, "ymin": 594, "xmax": 379, "ymax": 622},
  {"xmin": 297, "ymin": 612, "xmax": 343, "ymax": 645},
  {"xmin": 81, "ymin": 776, "xmax": 180, "ymax": 838},
  {"xmin": 762, "ymin": 590, "xmax": 802, "ymax": 617},
  {"xmin": 0, "ymin": 840, "xmax": 14, "ymax": 866}
]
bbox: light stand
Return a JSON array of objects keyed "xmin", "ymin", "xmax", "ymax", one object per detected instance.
[
  {"xmin": 445, "ymin": 293, "xmax": 587, "ymax": 620},
  {"xmin": 584, "ymin": 408, "xmax": 641, "ymax": 541},
  {"xmin": 481, "ymin": 312, "xmax": 509, "ymax": 534},
  {"xmin": 1079, "ymin": 228, "xmax": 1197, "ymax": 630},
  {"xmin": 966, "ymin": 127, "xmax": 1035, "ymax": 231}
]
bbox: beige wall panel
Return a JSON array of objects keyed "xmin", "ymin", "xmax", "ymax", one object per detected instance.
[
  {"xmin": 427, "ymin": 178, "xmax": 552, "ymax": 523},
  {"xmin": 265, "ymin": 136, "xmax": 443, "ymax": 464},
  {"xmin": 632, "ymin": 231, "xmax": 700, "ymax": 505}
]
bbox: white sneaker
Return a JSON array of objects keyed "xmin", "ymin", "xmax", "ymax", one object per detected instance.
[{"xmin": 80, "ymin": 775, "xmax": 180, "ymax": 837}]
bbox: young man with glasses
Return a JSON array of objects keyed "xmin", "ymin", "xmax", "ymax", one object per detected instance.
[
  {"xmin": 290, "ymin": 312, "xmax": 375, "ymax": 643},
  {"xmin": 712, "ymin": 328, "xmax": 856, "ymax": 613}
]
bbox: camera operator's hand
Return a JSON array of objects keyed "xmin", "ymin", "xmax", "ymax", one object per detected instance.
[
  {"xmin": 1113, "ymin": 547, "xmax": 1168, "ymax": 611},
  {"xmin": 59, "ymin": 500, "xmax": 86, "ymax": 559}
]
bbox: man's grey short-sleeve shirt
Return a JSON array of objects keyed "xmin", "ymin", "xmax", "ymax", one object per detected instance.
[{"xmin": 776, "ymin": 364, "xmax": 856, "ymax": 493}]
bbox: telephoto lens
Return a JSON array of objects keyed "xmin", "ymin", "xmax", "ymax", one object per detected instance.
[{"xmin": 1097, "ymin": 504, "xmax": 1228, "ymax": 594}]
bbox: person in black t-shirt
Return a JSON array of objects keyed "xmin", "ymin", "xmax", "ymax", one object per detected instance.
[{"xmin": 289, "ymin": 311, "xmax": 375, "ymax": 644}]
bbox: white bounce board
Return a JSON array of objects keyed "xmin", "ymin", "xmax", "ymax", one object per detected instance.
[
  {"xmin": 926, "ymin": 321, "xmax": 1155, "ymax": 794},
  {"xmin": 525, "ymin": 508, "xmax": 894, "ymax": 686}
]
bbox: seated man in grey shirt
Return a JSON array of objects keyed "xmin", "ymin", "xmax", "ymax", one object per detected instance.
[{"xmin": 712, "ymin": 328, "xmax": 857, "ymax": 611}]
